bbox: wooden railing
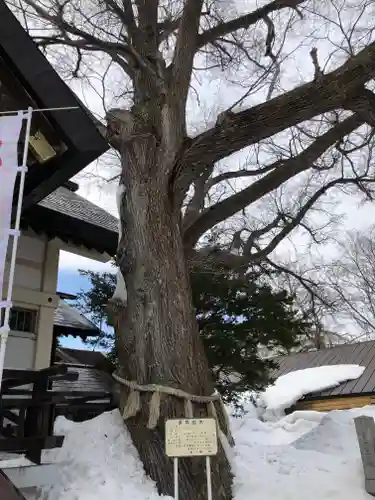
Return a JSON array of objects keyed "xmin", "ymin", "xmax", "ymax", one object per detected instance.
[{"xmin": 0, "ymin": 364, "xmax": 114, "ymax": 464}]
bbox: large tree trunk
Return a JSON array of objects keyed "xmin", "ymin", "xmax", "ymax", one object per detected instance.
[{"xmin": 113, "ymin": 135, "xmax": 233, "ymax": 499}]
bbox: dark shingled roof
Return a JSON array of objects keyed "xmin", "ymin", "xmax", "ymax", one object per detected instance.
[
  {"xmin": 56, "ymin": 347, "xmax": 112, "ymax": 371},
  {"xmin": 53, "ymin": 365, "xmax": 114, "ymax": 394},
  {"xmin": 24, "ymin": 181, "xmax": 119, "ymax": 255},
  {"xmin": 273, "ymin": 340, "xmax": 375, "ymax": 400},
  {"xmin": 54, "ymin": 348, "xmax": 114, "ymax": 395},
  {"xmin": 38, "ymin": 186, "xmax": 118, "ymax": 234},
  {"xmin": 54, "ymin": 300, "xmax": 100, "ymax": 337}
]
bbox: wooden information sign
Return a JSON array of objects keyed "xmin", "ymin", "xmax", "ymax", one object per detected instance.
[
  {"xmin": 165, "ymin": 418, "xmax": 218, "ymax": 500},
  {"xmin": 165, "ymin": 418, "xmax": 218, "ymax": 458}
]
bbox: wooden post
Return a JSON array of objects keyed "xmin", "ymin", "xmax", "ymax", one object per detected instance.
[
  {"xmin": 24, "ymin": 372, "xmax": 48, "ymax": 464},
  {"xmin": 354, "ymin": 416, "xmax": 375, "ymax": 496}
]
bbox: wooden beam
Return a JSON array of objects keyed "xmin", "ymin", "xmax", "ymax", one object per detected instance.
[
  {"xmin": 1, "ymin": 397, "xmax": 61, "ymax": 408},
  {"xmin": 0, "ymin": 469, "xmax": 26, "ymax": 500},
  {"xmin": 1, "ymin": 287, "xmax": 59, "ymax": 309},
  {"xmin": 24, "ymin": 371, "xmax": 50, "ymax": 464},
  {"xmin": 1, "ymin": 409, "xmax": 21, "ymax": 425},
  {"xmin": 354, "ymin": 416, "xmax": 375, "ymax": 496},
  {"xmin": 294, "ymin": 395, "xmax": 375, "ymax": 412},
  {"xmin": 0, "ymin": 436, "xmax": 64, "ymax": 453},
  {"xmin": 56, "ymin": 402, "xmax": 114, "ymax": 413},
  {"xmin": 2, "ymin": 365, "xmax": 68, "ymax": 390}
]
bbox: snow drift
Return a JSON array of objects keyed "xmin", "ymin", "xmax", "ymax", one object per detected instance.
[
  {"xmin": 37, "ymin": 364, "xmax": 370, "ymax": 500},
  {"xmin": 40, "ymin": 412, "xmax": 170, "ymax": 500},
  {"xmin": 38, "ymin": 405, "xmax": 374, "ymax": 500}
]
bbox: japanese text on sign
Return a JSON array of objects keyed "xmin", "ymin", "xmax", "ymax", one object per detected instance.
[{"xmin": 165, "ymin": 418, "xmax": 218, "ymax": 458}]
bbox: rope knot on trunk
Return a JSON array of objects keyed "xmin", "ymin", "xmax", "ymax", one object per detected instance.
[{"xmin": 112, "ymin": 372, "xmax": 234, "ymax": 447}]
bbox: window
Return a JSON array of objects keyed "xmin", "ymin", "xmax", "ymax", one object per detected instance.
[{"xmin": 0, "ymin": 307, "xmax": 38, "ymax": 333}]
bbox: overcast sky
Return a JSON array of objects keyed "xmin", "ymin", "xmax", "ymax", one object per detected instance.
[{"xmin": 53, "ymin": 0, "xmax": 375, "ymax": 343}]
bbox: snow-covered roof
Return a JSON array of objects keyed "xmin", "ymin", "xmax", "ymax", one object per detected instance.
[
  {"xmin": 273, "ymin": 340, "xmax": 375, "ymax": 399},
  {"xmin": 262, "ymin": 365, "xmax": 364, "ymax": 414}
]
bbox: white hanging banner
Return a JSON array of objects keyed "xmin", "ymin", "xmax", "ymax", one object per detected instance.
[{"xmin": 0, "ymin": 113, "xmax": 24, "ymax": 308}]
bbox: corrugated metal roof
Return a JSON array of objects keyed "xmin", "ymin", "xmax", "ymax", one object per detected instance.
[
  {"xmin": 54, "ymin": 300, "xmax": 99, "ymax": 335},
  {"xmin": 38, "ymin": 186, "xmax": 118, "ymax": 234},
  {"xmin": 273, "ymin": 340, "xmax": 375, "ymax": 398}
]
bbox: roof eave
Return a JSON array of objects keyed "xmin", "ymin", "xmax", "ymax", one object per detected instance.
[
  {"xmin": 54, "ymin": 326, "xmax": 100, "ymax": 339},
  {"xmin": 0, "ymin": 2, "xmax": 109, "ymax": 206},
  {"xmin": 23, "ymin": 150, "xmax": 108, "ymax": 209},
  {"xmin": 23, "ymin": 205, "xmax": 118, "ymax": 256}
]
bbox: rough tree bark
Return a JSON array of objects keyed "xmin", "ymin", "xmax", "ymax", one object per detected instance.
[{"xmin": 112, "ymin": 126, "xmax": 232, "ymax": 498}]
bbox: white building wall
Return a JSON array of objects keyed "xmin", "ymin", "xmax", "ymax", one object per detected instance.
[
  {"xmin": 2, "ymin": 230, "xmax": 109, "ymax": 372},
  {"xmin": 4, "ymin": 333, "xmax": 35, "ymax": 370},
  {"xmin": 1, "ymin": 231, "xmax": 58, "ymax": 370}
]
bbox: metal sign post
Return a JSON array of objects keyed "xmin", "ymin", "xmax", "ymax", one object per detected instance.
[
  {"xmin": 173, "ymin": 457, "xmax": 179, "ymax": 500},
  {"xmin": 206, "ymin": 455, "xmax": 212, "ymax": 500},
  {"xmin": 165, "ymin": 418, "xmax": 218, "ymax": 500}
]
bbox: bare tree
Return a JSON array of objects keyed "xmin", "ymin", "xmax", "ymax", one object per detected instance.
[
  {"xmin": 328, "ymin": 228, "xmax": 375, "ymax": 339},
  {"xmin": 10, "ymin": 0, "xmax": 375, "ymax": 497}
]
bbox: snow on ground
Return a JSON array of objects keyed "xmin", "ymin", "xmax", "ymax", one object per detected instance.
[
  {"xmin": 232, "ymin": 405, "xmax": 375, "ymax": 500},
  {"xmin": 0, "ymin": 453, "xmax": 32, "ymax": 468},
  {"xmin": 38, "ymin": 405, "xmax": 375, "ymax": 500},
  {"xmin": 260, "ymin": 364, "xmax": 365, "ymax": 416},
  {"xmin": 39, "ymin": 411, "xmax": 170, "ymax": 500},
  {"xmin": 37, "ymin": 365, "xmax": 372, "ymax": 500}
]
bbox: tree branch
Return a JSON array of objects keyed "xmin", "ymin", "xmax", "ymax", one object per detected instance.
[
  {"xmin": 196, "ymin": 0, "xmax": 305, "ymax": 50},
  {"xmin": 100, "ymin": 0, "xmax": 138, "ymax": 39},
  {"xmin": 249, "ymin": 177, "xmax": 354, "ymax": 260},
  {"xmin": 169, "ymin": 0, "xmax": 204, "ymax": 133},
  {"xmin": 25, "ymin": 0, "xmax": 129, "ymax": 52},
  {"xmin": 35, "ymin": 35, "xmax": 134, "ymax": 77},
  {"xmin": 158, "ymin": 18, "xmax": 180, "ymax": 42},
  {"xmin": 122, "ymin": 0, "xmax": 138, "ymax": 37},
  {"xmin": 344, "ymin": 88, "xmax": 375, "ymax": 126},
  {"xmin": 134, "ymin": 0, "xmax": 159, "ymax": 54},
  {"xmin": 243, "ymin": 213, "xmax": 285, "ymax": 254},
  {"xmin": 24, "ymin": 0, "xmax": 161, "ymax": 82},
  {"xmin": 205, "ymin": 164, "xmax": 278, "ymax": 191},
  {"xmin": 183, "ymin": 166, "xmax": 214, "ymax": 228},
  {"xmin": 190, "ymin": 176, "xmax": 375, "ymax": 272},
  {"xmin": 264, "ymin": 257, "xmax": 332, "ymax": 308},
  {"xmin": 183, "ymin": 113, "xmax": 362, "ymax": 248},
  {"xmin": 177, "ymin": 41, "xmax": 375, "ymax": 193}
]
